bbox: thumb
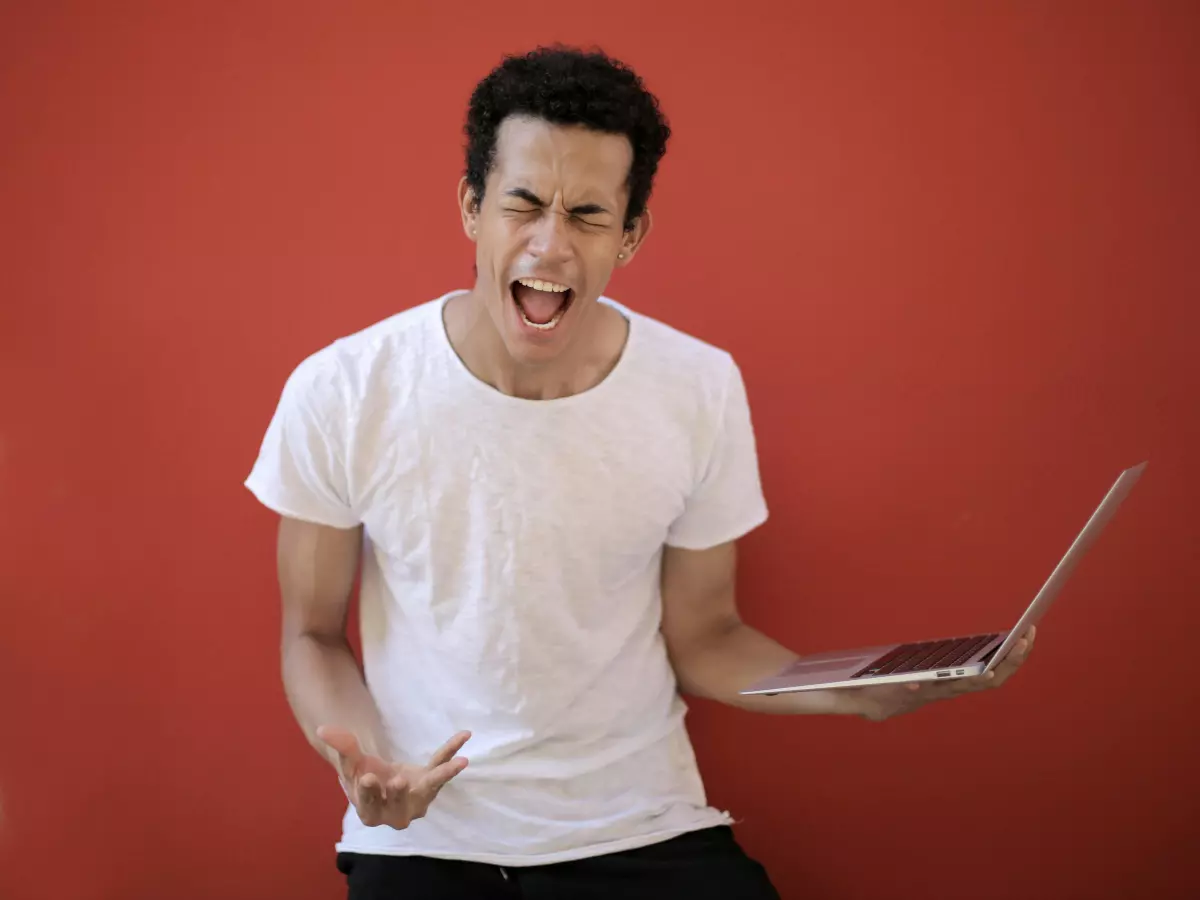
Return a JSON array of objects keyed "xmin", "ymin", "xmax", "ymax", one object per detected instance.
[{"xmin": 316, "ymin": 726, "xmax": 362, "ymax": 763}]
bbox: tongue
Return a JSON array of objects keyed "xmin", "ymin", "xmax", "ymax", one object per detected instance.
[{"xmin": 514, "ymin": 282, "xmax": 566, "ymax": 325}]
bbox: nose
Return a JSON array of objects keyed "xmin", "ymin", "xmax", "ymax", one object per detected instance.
[{"xmin": 526, "ymin": 210, "xmax": 574, "ymax": 264}]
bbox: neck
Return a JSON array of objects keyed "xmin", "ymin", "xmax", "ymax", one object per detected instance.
[{"xmin": 443, "ymin": 290, "xmax": 628, "ymax": 400}]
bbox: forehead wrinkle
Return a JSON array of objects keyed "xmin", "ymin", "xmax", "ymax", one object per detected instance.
[{"xmin": 492, "ymin": 119, "xmax": 630, "ymax": 215}]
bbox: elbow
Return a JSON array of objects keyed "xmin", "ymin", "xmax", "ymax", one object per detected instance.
[
  {"xmin": 281, "ymin": 626, "xmax": 349, "ymax": 655},
  {"xmin": 279, "ymin": 627, "xmax": 353, "ymax": 681},
  {"xmin": 665, "ymin": 615, "xmax": 743, "ymax": 698}
]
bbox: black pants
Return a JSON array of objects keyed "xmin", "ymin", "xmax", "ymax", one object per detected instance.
[{"xmin": 337, "ymin": 826, "xmax": 780, "ymax": 899}]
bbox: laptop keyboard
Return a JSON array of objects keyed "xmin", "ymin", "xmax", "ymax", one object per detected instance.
[{"xmin": 852, "ymin": 633, "xmax": 1000, "ymax": 679}]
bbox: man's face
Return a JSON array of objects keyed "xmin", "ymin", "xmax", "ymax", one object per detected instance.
[{"xmin": 459, "ymin": 115, "xmax": 648, "ymax": 365}]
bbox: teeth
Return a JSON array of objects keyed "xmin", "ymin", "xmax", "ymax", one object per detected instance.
[
  {"xmin": 519, "ymin": 304, "xmax": 567, "ymax": 331},
  {"xmin": 517, "ymin": 277, "xmax": 570, "ymax": 293},
  {"xmin": 513, "ymin": 277, "xmax": 571, "ymax": 331}
]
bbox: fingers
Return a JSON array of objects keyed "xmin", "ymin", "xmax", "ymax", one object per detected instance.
[
  {"xmin": 428, "ymin": 731, "xmax": 472, "ymax": 767},
  {"xmin": 359, "ymin": 772, "xmax": 386, "ymax": 804},
  {"xmin": 864, "ymin": 627, "xmax": 1042, "ymax": 717},
  {"xmin": 427, "ymin": 732, "xmax": 471, "ymax": 792},
  {"xmin": 961, "ymin": 629, "xmax": 1038, "ymax": 691},
  {"xmin": 911, "ymin": 679, "xmax": 968, "ymax": 701},
  {"xmin": 913, "ymin": 667, "xmax": 993, "ymax": 700},
  {"xmin": 993, "ymin": 633, "xmax": 1035, "ymax": 680},
  {"xmin": 354, "ymin": 772, "xmax": 387, "ymax": 825},
  {"xmin": 1003, "ymin": 627, "xmax": 1037, "ymax": 666},
  {"xmin": 960, "ymin": 672, "xmax": 993, "ymax": 692},
  {"xmin": 356, "ymin": 771, "xmax": 418, "ymax": 827},
  {"xmin": 422, "ymin": 756, "xmax": 469, "ymax": 794},
  {"xmin": 1013, "ymin": 628, "xmax": 1036, "ymax": 658},
  {"xmin": 333, "ymin": 731, "xmax": 470, "ymax": 829}
]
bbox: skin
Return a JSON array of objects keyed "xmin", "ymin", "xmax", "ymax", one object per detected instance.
[
  {"xmin": 277, "ymin": 518, "xmax": 464, "ymax": 829},
  {"xmin": 659, "ymin": 540, "xmax": 1035, "ymax": 722},
  {"xmin": 446, "ymin": 115, "xmax": 651, "ymax": 400},
  {"xmin": 277, "ymin": 113, "xmax": 1034, "ymax": 830}
]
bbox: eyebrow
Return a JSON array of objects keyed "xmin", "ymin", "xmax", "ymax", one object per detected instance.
[{"xmin": 504, "ymin": 188, "xmax": 612, "ymax": 217}]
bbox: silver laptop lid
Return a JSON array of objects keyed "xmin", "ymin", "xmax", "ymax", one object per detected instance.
[{"xmin": 984, "ymin": 461, "xmax": 1147, "ymax": 672}]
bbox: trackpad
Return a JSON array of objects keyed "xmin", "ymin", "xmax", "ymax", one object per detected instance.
[{"xmin": 785, "ymin": 656, "xmax": 869, "ymax": 675}]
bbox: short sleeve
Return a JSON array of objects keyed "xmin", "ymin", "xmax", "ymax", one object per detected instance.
[
  {"xmin": 244, "ymin": 355, "xmax": 360, "ymax": 529},
  {"xmin": 666, "ymin": 359, "xmax": 769, "ymax": 549}
]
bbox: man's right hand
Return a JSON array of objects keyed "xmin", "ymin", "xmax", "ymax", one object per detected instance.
[{"xmin": 316, "ymin": 726, "xmax": 471, "ymax": 829}]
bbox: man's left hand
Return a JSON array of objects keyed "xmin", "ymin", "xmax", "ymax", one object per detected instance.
[{"xmin": 847, "ymin": 626, "xmax": 1038, "ymax": 722}]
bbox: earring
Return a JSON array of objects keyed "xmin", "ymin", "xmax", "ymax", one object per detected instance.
[{"xmin": 618, "ymin": 252, "xmax": 625, "ymax": 259}]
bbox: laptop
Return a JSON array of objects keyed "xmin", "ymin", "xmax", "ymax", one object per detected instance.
[{"xmin": 739, "ymin": 462, "xmax": 1147, "ymax": 696}]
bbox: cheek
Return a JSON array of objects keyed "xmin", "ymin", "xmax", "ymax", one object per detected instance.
[
  {"xmin": 580, "ymin": 257, "xmax": 615, "ymax": 296},
  {"xmin": 478, "ymin": 230, "xmax": 515, "ymax": 274},
  {"xmin": 470, "ymin": 236, "xmax": 499, "ymax": 283}
]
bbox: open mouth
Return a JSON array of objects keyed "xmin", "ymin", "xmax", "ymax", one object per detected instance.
[{"xmin": 511, "ymin": 278, "xmax": 574, "ymax": 332}]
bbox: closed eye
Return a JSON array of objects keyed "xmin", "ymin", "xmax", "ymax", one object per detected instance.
[
  {"xmin": 503, "ymin": 188, "xmax": 613, "ymax": 225},
  {"xmin": 504, "ymin": 188, "xmax": 545, "ymax": 211}
]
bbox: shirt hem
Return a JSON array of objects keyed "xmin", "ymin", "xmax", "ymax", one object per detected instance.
[
  {"xmin": 243, "ymin": 477, "xmax": 360, "ymax": 530},
  {"xmin": 664, "ymin": 508, "xmax": 769, "ymax": 551},
  {"xmin": 332, "ymin": 814, "xmax": 734, "ymax": 868}
]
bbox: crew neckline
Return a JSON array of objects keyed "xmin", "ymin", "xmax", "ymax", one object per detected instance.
[{"xmin": 434, "ymin": 289, "xmax": 639, "ymax": 408}]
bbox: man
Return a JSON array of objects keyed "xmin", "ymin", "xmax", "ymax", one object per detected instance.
[{"xmin": 245, "ymin": 45, "xmax": 1034, "ymax": 899}]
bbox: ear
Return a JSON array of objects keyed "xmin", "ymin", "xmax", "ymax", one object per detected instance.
[
  {"xmin": 615, "ymin": 207, "xmax": 654, "ymax": 268},
  {"xmin": 457, "ymin": 177, "xmax": 480, "ymax": 241}
]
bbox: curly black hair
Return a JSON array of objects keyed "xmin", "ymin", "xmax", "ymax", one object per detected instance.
[{"xmin": 464, "ymin": 45, "xmax": 671, "ymax": 231}]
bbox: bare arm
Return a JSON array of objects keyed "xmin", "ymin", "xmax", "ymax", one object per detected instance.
[
  {"xmin": 277, "ymin": 515, "xmax": 391, "ymax": 766},
  {"xmin": 659, "ymin": 541, "xmax": 860, "ymax": 717},
  {"xmin": 659, "ymin": 541, "xmax": 1038, "ymax": 721},
  {"xmin": 275, "ymin": 515, "xmax": 471, "ymax": 827}
]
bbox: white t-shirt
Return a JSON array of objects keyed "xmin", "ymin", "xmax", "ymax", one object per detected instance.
[{"xmin": 245, "ymin": 291, "xmax": 769, "ymax": 866}]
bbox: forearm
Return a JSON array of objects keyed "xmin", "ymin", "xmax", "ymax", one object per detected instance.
[
  {"xmin": 670, "ymin": 621, "xmax": 863, "ymax": 717},
  {"xmin": 282, "ymin": 632, "xmax": 392, "ymax": 767}
]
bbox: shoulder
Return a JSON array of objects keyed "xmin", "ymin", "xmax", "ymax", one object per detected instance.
[
  {"xmin": 606, "ymin": 297, "xmax": 743, "ymax": 406},
  {"xmin": 278, "ymin": 295, "xmax": 447, "ymax": 413}
]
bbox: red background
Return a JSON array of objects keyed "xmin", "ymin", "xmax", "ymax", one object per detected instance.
[{"xmin": 2, "ymin": 2, "xmax": 1197, "ymax": 898}]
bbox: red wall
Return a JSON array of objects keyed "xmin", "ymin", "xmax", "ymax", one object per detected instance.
[{"xmin": 2, "ymin": 3, "xmax": 1197, "ymax": 898}]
